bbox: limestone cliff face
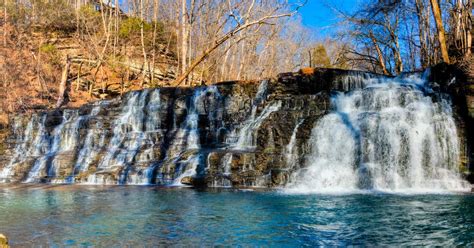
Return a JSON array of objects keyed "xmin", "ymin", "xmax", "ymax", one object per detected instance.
[{"xmin": 0, "ymin": 68, "xmax": 471, "ymax": 187}]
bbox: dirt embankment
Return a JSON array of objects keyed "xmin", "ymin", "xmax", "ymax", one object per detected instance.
[{"xmin": 0, "ymin": 25, "xmax": 178, "ymax": 128}]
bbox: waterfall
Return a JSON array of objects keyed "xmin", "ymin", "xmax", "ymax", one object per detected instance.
[
  {"xmin": 211, "ymin": 80, "xmax": 280, "ymax": 187},
  {"xmin": 85, "ymin": 89, "xmax": 164, "ymax": 185},
  {"xmin": 172, "ymin": 154, "xmax": 203, "ymax": 186},
  {"xmin": 0, "ymin": 70, "xmax": 470, "ymax": 189},
  {"xmin": 337, "ymin": 71, "xmax": 382, "ymax": 91},
  {"xmin": 210, "ymin": 153, "xmax": 233, "ymax": 188},
  {"xmin": 285, "ymin": 119, "xmax": 304, "ymax": 170},
  {"xmin": 286, "ymin": 74, "xmax": 470, "ymax": 194},
  {"xmin": 233, "ymin": 101, "xmax": 281, "ymax": 150},
  {"xmin": 0, "ymin": 116, "xmax": 36, "ymax": 182},
  {"xmin": 87, "ymin": 90, "xmax": 151, "ymax": 184},
  {"xmin": 72, "ymin": 104, "xmax": 106, "ymax": 176},
  {"xmin": 156, "ymin": 86, "xmax": 223, "ymax": 185},
  {"xmin": 25, "ymin": 110, "xmax": 84, "ymax": 183},
  {"xmin": 231, "ymin": 80, "xmax": 281, "ymax": 150}
]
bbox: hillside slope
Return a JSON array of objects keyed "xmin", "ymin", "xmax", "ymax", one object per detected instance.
[{"xmin": 0, "ymin": 23, "xmax": 178, "ymax": 127}]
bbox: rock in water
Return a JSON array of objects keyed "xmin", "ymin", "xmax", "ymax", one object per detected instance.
[{"xmin": 181, "ymin": 176, "xmax": 193, "ymax": 186}]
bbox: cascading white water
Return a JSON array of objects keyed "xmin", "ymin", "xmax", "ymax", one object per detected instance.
[
  {"xmin": 172, "ymin": 154, "xmax": 203, "ymax": 186},
  {"xmin": 210, "ymin": 153, "xmax": 233, "ymax": 188},
  {"xmin": 73, "ymin": 104, "xmax": 106, "ymax": 174},
  {"xmin": 285, "ymin": 119, "xmax": 304, "ymax": 170},
  {"xmin": 161, "ymin": 87, "xmax": 219, "ymax": 184},
  {"xmin": 0, "ymin": 116, "xmax": 36, "ymax": 182},
  {"xmin": 286, "ymin": 74, "xmax": 470, "ymax": 194},
  {"xmin": 1, "ymin": 71, "xmax": 470, "ymax": 189},
  {"xmin": 231, "ymin": 80, "xmax": 281, "ymax": 150},
  {"xmin": 86, "ymin": 89, "xmax": 164, "ymax": 185},
  {"xmin": 210, "ymin": 80, "xmax": 281, "ymax": 187},
  {"xmin": 128, "ymin": 89, "xmax": 163, "ymax": 184},
  {"xmin": 95, "ymin": 91, "xmax": 148, "ymax": 170},
  {"xmin": 336, "ymin": 71, "xmax": 382, "ymax": 91},
  {"xmin": 26, "ymin": 110, "xmax": 84, "ymax": 183},
  {"xmin": 49, "ymin": 111, "xmax": 85, "ymax": 183},
  {"xmin": 233, "ymin": 101, "xmax": 281, "ymax": 150},
  {"xmin": 165, "ymin": 87, "xmax": 220, "ymax": 156}
]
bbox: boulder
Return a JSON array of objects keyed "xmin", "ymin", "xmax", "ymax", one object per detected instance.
[{"xmin": 180, "ymin": 176, "xmax": 193, "ymax": 185}]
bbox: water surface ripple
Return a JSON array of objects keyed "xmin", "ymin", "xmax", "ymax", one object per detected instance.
[{"xmin": 0, "ymin": 185, "xmax": 473, "ymax": 246}]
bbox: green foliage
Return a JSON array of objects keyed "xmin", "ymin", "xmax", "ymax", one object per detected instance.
[
  {"xmin": 311, "ymin": 44, "xmax": 332, "ymax": 68},
  {"xmin": 4, "ymin": 3, "xmax": 31, "ymax": 27},
  {"xmin": 41, "ymin": 0, "xmax": 75, "ymax": 32},
  {"xmin": 39, "ymin": 43, "xmax": 60, "ymax": 65},
  {"xmin": 263, "ymin": 147, "xmax": 276, "ymax": 154},
  {"xmin": 77, "ymin": 4, "xmax": 102, "ymax": 34},
  {"xmin": 78, "ymin": 4, "xmax": 101, "ymax": 21},
  {"xmin": 149, "ymin": 21, "xmax": 168, "ymax": 46},
  {"xmin": 119, "ymin": 17, "xmax": 152, "ymax": 39},
  {"xmin": 39, "ymin": 43, "xmax": 57, "ymax": 54},
  {"xmin": 4, "ymin": 0, "xmax": 75, "ymax": 32}
]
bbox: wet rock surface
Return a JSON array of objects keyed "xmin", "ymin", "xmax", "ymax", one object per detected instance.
[
  {"xmin": 0, "ymin": 68, "xmax": 471, "ymax": 187},
  {"xmin": 429, "ymin": 62, "xmax": 474, "ymax": 183}
]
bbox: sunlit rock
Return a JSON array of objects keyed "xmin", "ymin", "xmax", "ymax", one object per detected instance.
[{"xmin": 0, "ymin": 68, "xmax": 471, "ymax": 190}]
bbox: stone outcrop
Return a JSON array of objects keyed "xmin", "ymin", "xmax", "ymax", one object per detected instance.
[
  {"xmin": 429, "ymin": 62, "xmax": 474, "ymax": 182},
  {"xmin": 0, "ymin": 67, "xmax": 471, "ymax": 187}
]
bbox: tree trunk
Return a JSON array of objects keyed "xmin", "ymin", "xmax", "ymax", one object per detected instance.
[
  {"xmin": 430, "ymin": 0, "xmax": 450, "ymax": 63},
  {"xmin": 467, "ymin": 0, "xmax": 472, "ymax": 56},
  {"xmin": 181, "ymin": 0, "xmax": 188, "ymax": 77},
  {"xmin": 3, "ymin": 0, "xmax": 7, "ymax": 47},
  {"xmin": 150, "ymin": 0, "xmax": 159, "ymax": 85},
  {"xmin": 392, "ymin": 36, "xmax": 403, "ymax": 74},
  {"xmin": 415, "ymin": 0, "xmax": 429, "ymax": 67},
  {"xmin": 460, "ymin": 0, "xmax": 471, "ymax": 57},
  {"xmin": 140, "ymin": 0, "xmax": 149, "ymax": 87},
  {"xmin": 56, "ymin": 56, "xmax": 72, "ymax": 108},
  {"xmin": 220, "ymin": 42, "xmax": 231, "ymax": 81},
  {"xmin": 173, "ymin": 11, "xmax": 294, "ymax": 86},
  {"xmin": 369, "ymin": 32, "xmax": 389, "ymax": 75},
  {"xmin": 237, "ymin": 38, "xmax": 246, "ymax": 79},
  {"xmin": 113, "ymin": 0, "xmax": 119, "ymax": 57}
]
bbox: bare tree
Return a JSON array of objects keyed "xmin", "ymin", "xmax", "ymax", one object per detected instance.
[
  {"xmin": 180, "ymin": 0, "xmax": 187, "ymax": 76},
  {"xmin": 430, "ymin": 0, "xmax": 450, "ymax": 63},
  {"xmin": 3, "ymin": 0, "xmax": 6, "ymax": 46},
  {"xmin": 56, "ymin": 55, "xmax": 72, "ymax": 108},
  {"xmin": 369, "ymin": 31, "xmax": 389, "ymax": 75},
  {"xmin": 173, "ymin": 1, "xmax": 305, "ymax": 86}
]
